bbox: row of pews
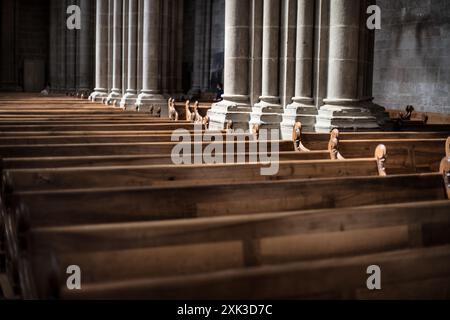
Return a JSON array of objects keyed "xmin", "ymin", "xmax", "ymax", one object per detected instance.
[{"xmin": 0, "ymin": 95, "xmax": 449, "ymax": 300}]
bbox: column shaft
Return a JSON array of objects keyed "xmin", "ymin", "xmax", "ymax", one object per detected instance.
[
  {"xmin": 107, "ymin": 0, "xmax": 123, "ymax": 104},
  {"xmin": 315, "ymin": 0, "xmax": 382, "ymax": 132},
  {"xmin": 89, "ymin": 0, "xmax": 109, "ymax": 101},
  {"xmin": 136, "ymin": 0, "xmax": 165, "ymax": 114},
  {"xmin": 207, "ymin": 0, "xmax": 252, "ymax": 130},
  {"xmin": 251, "ymin": 0, "xmax": 283, "ymax": 132},
  {"xmin": 120, "ymin": 0, "xmax": 139, "ymax": 109},
  {"xmin": 78, "ymin": 0, "xmax": 93, "ymax": 92},
  {"xmin": 281, "ymin": 0, "xmax": 317, "ymax": 137}
]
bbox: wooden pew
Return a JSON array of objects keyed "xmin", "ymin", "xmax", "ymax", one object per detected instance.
[
  {"xmin": 0, "ymin": 140, "xmax": 292, "ymax": 158},
  {"xmin": 57, "ymin": 244, "xmax": 450, "ymax": 300},
  {"xmin": 1, "ymin": 151, "xmax": 332, "ymax": 170},
  {"xmin": 0, "ymin": 133, "xmax": 253, "ymax": 145},
  {"xmin": 0, "ymin": 120, "xmax": 189, "ymax": 125},
  {"xmin": 0, "ymin": 123, "xmax": 203, "ymax": 133},
  {"xmin": 300, "ymin": 131, "xmax": 450, "ymax": 151},
  {"xmin": 20, "ymin": 199, "xmax": 450, "ymax": 299},
  {"xmin": 3, "ymin": 148, "xmax": 386, "ymax": 192},
  {"xmin": 4, "ymin": 173, "xmax": 447, "ymax": 231}
]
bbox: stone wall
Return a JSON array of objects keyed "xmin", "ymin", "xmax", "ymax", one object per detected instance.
[{"xmin": 373, "ymin": 0, "xmax": 450, "ymax": 114}]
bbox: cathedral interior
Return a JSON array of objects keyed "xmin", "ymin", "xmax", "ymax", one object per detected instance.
[{"xmin": 0, "ymin": 0, "xmax": 449, "ymax": 301}]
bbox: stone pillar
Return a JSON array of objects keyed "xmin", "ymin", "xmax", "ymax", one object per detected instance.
[
  {"xmin": 78, "ymin": 0, "xmax": 93, "ymax": 92},
  {"xmin": 136, "ymin": 0, "xmax": 144, "ymax": 92},
  {"xmin": 120, "ymin": 0, "xmax": 139, "ymax": 109},
  {"xmin": 175, "ymin": 0, "xmax": 184, "ymax": 96},
  {"xmin": 249, "ymin": 0, "xmax": 263, "ymax": 107},
  {"xmin": 207, "ymin": 0, "xmax": 252, "ymax": 130},
  {"xmin": 189, "ymin": 0, "xmax": 212, "ymax": 97},
  {"xmin": 281, "ymin": 0, "xmax": 317, "ymax": 138},
  {"xmin": 122, "ymin": 0, "xmax": 129, "ymax": 96},
  {"xmin": 136, "ymin": 0, "xmax": 165, "ymax": 113},
  {"xmin": 90, "ymin": 0, "xmax": 109, "ymax": 101},
  {"xmin": 315, "ymin": 0, "xmax": 382, "ymax": 132},
  {"xmin": 250, "ymin": 0, "xmax": 283, "ymax": 131},
  {"xmin": 106, "ymin": 0, "xmax": 123, "ymax": 104}
]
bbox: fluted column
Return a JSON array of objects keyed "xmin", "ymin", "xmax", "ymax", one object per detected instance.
[
  {"xmin": 281, "ymin": 0, "xmax": 317, "ymax": 137},
  {"xmin": 175, "ymin": 0, "xmax": 184, "ymax": 95},
  {"xmin": 78, "ymin": 0, "xmax": 93, "ymax": 92},
  {"xmin": 90, "ymin": 0, "xmax": 109, "ymax": 101},
  {"xmin": 120, "ymin": 0, "xmax": 139, "ymax": 109},
  {"xmin": 188, "ymin": 0, "xmax": 212, "ymax": 96},
  {"xmin": 250, "ymin": 0, "xmax": 283, "ymax": 131},
  {"xmin": 106, "ymin": 0, "xmax": 123, "ymax": 104},
  {"xmin": 136, "ymin": 0, "xmax": 165, "ymax": 114},
  {"xmin": 207, "ymin": 0, "xmax": 252, "ymax": 130},
  {"xmin": 315, "ymin": 0, "xmax": 381, "ymax": 132}
]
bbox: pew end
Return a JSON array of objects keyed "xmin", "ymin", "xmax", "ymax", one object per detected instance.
[
  {"xmin": 292, "ymin": 122, "xmax": 310, "ymax": 152},
  {"xmin": 441, "ymin": 157, "xmax": 450, "ymax": 199},
  {"xmin": 328, "ymin": 128, "xmax": 345, "ymax": 160}
]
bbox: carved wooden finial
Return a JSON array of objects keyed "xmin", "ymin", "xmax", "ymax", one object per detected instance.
[
  {"xmin": 252, "ymin": 124, "xmax": 260, "ymax": 140},
  {"xmin": 422, "ymin": 113, "xmax": 429, "ymax": 124},
  {"xmin": 168, "ymin": 98, "xmax": 179, "ymax": 121},
  {"xmin": 292, "ymin": 122, "xmax": 310, "ymax": 152},
  {"xmin": 202, "ymin": 115, "xmax": 210, "ymax": 129},
  {"xmin": 440, "ymin": 157, "xmax": 450, "ymax": 199},
  {"xmin": 375, "ymin": 144, "xmax": 387, "ymax": 177},
  {"xmin": 185, "ymin": 100, "xmax": 194, "ymax": 122},
  {"xmin": 193, "ymin": 102, "xmax": 203, "ymax": 124},
  {"xmin": 328, "ymin": 128, "xmax": 344, "ymax": 160}
]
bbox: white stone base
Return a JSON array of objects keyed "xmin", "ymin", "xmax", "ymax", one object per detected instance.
[
  {"xmin": 106, "ymin": 90, "xmax": 122, "ymax": 106},
  {"xmin": 89, "ymin": 90, "xmax": 108, "ymax": 102},
  {"xmin": 315, "ymin": 102, "xmax": 382, "ymax": 133},
  {"xmin": 207, "ymin": 98, "xmax": 252, "ymax": 131},
  {"xmin": 119, "ymin": 92, "xmax": 138, "ymax": 110},
  {"xmin": 250, "ymin": 99, "xmax": 284, "ymax": 135},
  {"xmin": 280, "ymin": 101, "xmax": 318, "ymax": 140},
  {"xmin": 136, "ymin": 93, "xmax": 167, "ymax": 116}
]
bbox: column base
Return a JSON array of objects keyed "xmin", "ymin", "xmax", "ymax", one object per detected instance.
[
  {"xmin": 315, "ymin": 99, "xmax": 385, "ymax": 133},
  {"xmin": 207, "ymin": 95, "xmax": 252, "ymax": 131},
  {"xmin": 89, "ymin": 89, "xmax": 108, "ymax": 102},
  {"xmin": 119, "ymin": 92, "xmax": 138, "ymax": 110},
  {"xmin": 106, "ymin": 90, "xmax": 122, "ymax": 106},
  {"xmin": 280, "ymin": 99, "xmax": 318, "ymax": 140},
  {"xmin": 136, "ymin": 92, "xmax": 167, "ymax": 116},
  {"xmin": 250, "ymin": 97, "xmax": 284, "ymax": 134}
]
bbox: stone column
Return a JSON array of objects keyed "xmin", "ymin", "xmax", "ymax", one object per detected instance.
[
  {"xmin": 250, "ymin": 0, "xmax": 283, "ymax": 131},
  {"xmin": 315, "ymin": 0, "xmax": 381, "ymax": 132},
  {"xmin": 188, "ymin": 0, "xmax": 212, "ymax": 97},
  {"xmin": 136, "ymin": 0, "xmax": 144, "ymax": 92},
  {"xmin": 106, "ymin": 0, "xmax": 123, "ymax": 104},
  {"xmin": 175, "ymin": 0, "xmax": 184, "ymax": 96},
  {"xmin": 78, "ymin": 0, "xmax": 93, "ymax": 92},
  {"xmin": 122, "ymin": 0, "xmax": 129, "ymax": 96},
  {"xmin": 90, "ymin": 0, "xmax": 109, "ymax": 101},
  {"xmin": 136, "ymin": 0, "xmax": 165, "ymax": 113},
  {"xmin": 281, "ymin": 0, "xmax": 317, "ymax": 138},
  {"xmin": 207, "ymin": 0, "xmax": 252, "ymax": 130},
  {"xmin": 120, "ymin": 0, "xmax": 139, "ymax": 109}
]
